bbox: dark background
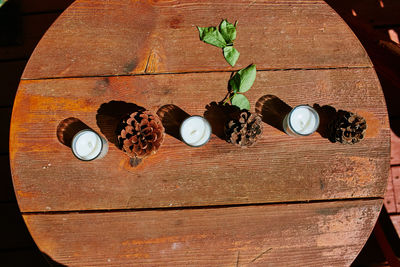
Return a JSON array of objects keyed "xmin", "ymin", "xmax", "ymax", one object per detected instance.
[{"xmin": 0, "ymin": 0, "xmax": 399, "ymax": 265}]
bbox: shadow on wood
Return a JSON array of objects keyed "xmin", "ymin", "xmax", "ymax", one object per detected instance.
[
  {"xmin": 96, "ymin": 100, "xmax": 145, "ymax": 146},
  {"xmin": 255, "ymin": 95, "xmax": 291, "ymax": 133},
  {"xmin": 312, "ymin": 104, "xmax": 338, "ymax": 141},
  {"xmin": 203, "ymin": 101, "xmax": 240, "ymax": 140},
  {"xmin": 56, "ymin": 117, "xmax": 90, "ymax": 147},
  {"xmin": 157, "ymin": 104, "xmax": 190, "ymax": 141}
]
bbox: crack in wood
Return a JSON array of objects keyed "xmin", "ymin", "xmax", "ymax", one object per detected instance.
[
  {"xmin": 144, "ymin": 52, "xmax": 152, "ymax": 73},
  {"xmin": 20, "ymin": 66, "xmax": 373, "ymax": 81},
  {"xmin": 250, "ymin": 248, "xmax": 272, "ymax": 263}
]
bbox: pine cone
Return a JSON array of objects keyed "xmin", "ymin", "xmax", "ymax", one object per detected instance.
[
  {"xmin": 329, "ymin": 110, "xmax": 367, "ymax": 144},
  {"xmin": 116, "ymin": 110, "xmax": 165, "ymax": 158},
  {"xmin": 225, "ymin": 110, "xmax": 263, "ymax": 147}
]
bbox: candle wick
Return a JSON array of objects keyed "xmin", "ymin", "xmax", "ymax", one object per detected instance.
[{"xmin": 190, "ymin": 130, "xmax": 197, "ymax": 135}]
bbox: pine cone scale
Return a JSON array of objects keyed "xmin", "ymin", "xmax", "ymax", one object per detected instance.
[
  {"xmin": 225, "ymin": 110, "xmax": 263, "ymax": 147},
  {"xmin": 117, "ymin": 110, "xmax": 165, "ymax": 158},
  {"xmin": 329, "ymin": 110, "xmax": 367, "ymax": 144}
]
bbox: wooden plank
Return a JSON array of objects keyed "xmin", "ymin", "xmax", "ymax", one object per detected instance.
[
  {"xmin": 390, "ymin": 118, "xmax": 400, "ymax": 164},
  {"xmin": 22, "ymin": 199, "xmax": 382, "ymax": 266},
  {"xmin": 16, "ymin": 0, "xmax": 74, "ymax": 14},
  {"xmin": 384, "ymin": 167, "xmax": 397, "ymax": 213},
  {"xmin": 0, "ymin": 13, "xmax": 61, "ymax": 60},
  {"xmin": 0, "ymin": 156, "xmax": 15, "ymax": 203},
  {"xmin": 391, "ymin": 129, "xmax": 400, "ymax": 165},
  {"xmin": 391, "ymin": 166, "xmax": 400, "ymax": 212},
  {"xmin": 0, "ymin": 61, "xmax": 26, "ymax": 106},
  {"xmin": 0, "ymin": 107, "xmax": 11, "ymax": 153},
  {"xmin": 21, "ymin": 0, "xmax": 372, "ymax": 79},
  {"xmin": 10, "ymin": 68, "xmax": 389, "ymax": 212},
  {"xmin": 0, "ymin": 203, "xmax": 36, "ymax": 250},
  {"xmin": 391, "ymin": 214, "xmax": 400, "ymax": 238}
]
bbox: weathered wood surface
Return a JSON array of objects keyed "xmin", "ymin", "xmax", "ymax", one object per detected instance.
[
  {"xmin": 10, "ymin": 0, "xmax": 391, "ymax": 265},
  {"xmin": 391, "ymin": 166, "xmax": 400, "ymax": 213},
  {"xmin": 392, "ymin": 214, "xmax": 400, "ymax": 237},
  {"xmin": 385, "ymin": 167, "xmax": 397, "ymax": 213},
  {"xmin": 22, "ymin": 199, "xmax": 381, "ymax": 266},
  {"xmin": 11, "ymin": 68, "xmax": 389, "ymax": 212},
  {"xmin": 391, "ymin": 130, "xmax": 400, "ymax": 165},
  {"xmin": 21, "ymin": 0, "xmax": 372, "ymax": 79}
]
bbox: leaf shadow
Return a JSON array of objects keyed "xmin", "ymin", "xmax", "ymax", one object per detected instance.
[{"xmin": 203, "ymin": 101, "xmax": 241, "ymax": 140}]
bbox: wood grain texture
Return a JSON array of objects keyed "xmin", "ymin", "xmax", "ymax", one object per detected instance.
[
  {"xmin": 384, "ymin": 167, "xmax": 397, "ymax": 213},
  {"xmin": 391, "ymin": 129, "xmax": 400, "ymax": 165},
  {"xmin": 391, "ymin": 214, "xmax": 400, "ymax": 238},
  {"xmin": 391, "ymin": 166, "xmax": 400, "ymax": 212},
  {"xmin": 23, "ymin": 199, "xmax": 382, "ymax": 266},
  {"xmin": 21, "ymin": 0, "xmax": 372, "ymax": 79},
  {"xmin": 10, "ymin": 68, "xmax": 389, "ymax": 212}
]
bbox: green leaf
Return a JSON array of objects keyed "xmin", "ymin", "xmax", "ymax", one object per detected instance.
[
  {"xmin": 197, "ymin": 26, "xmax": 227, "ymax": 48},
  {"xmin": 228, "ymin": 64, "xmax": 256, "ymax": 93},
  {"xmin": 0, "ymin": 0, "xmax": 8, "ymax": 8},
  {"xmin": 223, "ymin": 46, "xmax": 240, "ymax": 67},
  {"xmin": 231, "ymin": 94, "xmax": 250, "ymax": 110},
  {"xmin": 219, "ymin": 19, "xmax": 237, "ymax": 45}
]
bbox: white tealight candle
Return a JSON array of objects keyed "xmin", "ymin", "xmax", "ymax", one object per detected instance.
[
  {"xmin": 283, "ymin": 105, "xmax": 319, "ymax": 136},
  {"xmin": 180, "ymin": 116, "xmax": 212, "ymax": 147},
  {"xmin": 71, "ymin": 130, "xmax": 108, "ymax": 161}
]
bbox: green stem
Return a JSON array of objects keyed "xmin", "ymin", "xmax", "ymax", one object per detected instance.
[{"xmin": 223, "ymin": 94, "xmax": 235, "ymax": 105}]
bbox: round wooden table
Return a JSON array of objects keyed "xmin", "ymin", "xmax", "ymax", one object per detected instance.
[{"xmin": 10, "ymin": 0, "xmax": 390, "ymax": 266}]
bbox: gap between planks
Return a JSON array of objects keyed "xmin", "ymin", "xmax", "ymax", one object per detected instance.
[
  {"xmin": 20, "ymin": 65, "xmax": 373, "ymax": 81},
  {"xmin": 21, "ymin": 196, "xmax": 384, "ymax": 216}
]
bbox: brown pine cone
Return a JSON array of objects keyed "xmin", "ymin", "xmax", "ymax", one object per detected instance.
[
  {"xmin": 225, "ymin": 110, "xmax": 263, "ymax": 147},
  {"xmin": 116, "ymin": 110, "xmax": 165, "ymax": 158},
  {"xmin": 329, "ymin": 110, "xmax": 367, "ymax": 144}
]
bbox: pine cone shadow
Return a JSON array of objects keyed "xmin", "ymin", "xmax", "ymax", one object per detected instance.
[
  {"xmin": 255, "ymin": 95, "xmax": 292, "ymax": 132},
  {"xmin": 312, "ymin": 104, "xmax": 338, "ymax": 142},
  {"xmin": 96, "ymin": 101, "xmax": 145, "ymax": 146},
  {"xmin": 203, "ymin": 101, "xmax": 241, "ymax": 140},
  {"xmin": 56, "ymin": 117, "xmax": 91, "ymax": 147},
  {"xmin": 157, "ymin": 104, "xmax": 190, "ymax": 140}
]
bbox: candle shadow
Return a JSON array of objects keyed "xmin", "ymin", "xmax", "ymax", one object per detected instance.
[
  {"xmin": 203, "ymin": 101, "xmax": 241, "ymax": 140},
  {"xmin": 56, "ymin": 117, "xmax": 91, "ymax": 147},
  {"xmin": 156, "ymin": 104, "xmax": 190, "ymax": 141},
  {"xmin": 255, "ymin": 95, "xmax": 292, "ymax": 132},
  {"xmin": 312, "ymin": 104, "xmax": 338, "ymax": 142},
  {"xmin": 96, "ymin": 100, "xmax": 145, "ymax": 146}
]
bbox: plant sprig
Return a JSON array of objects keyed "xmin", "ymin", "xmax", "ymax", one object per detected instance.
[
  {"xmin": 224, "ymin": 64, "xmax": 256, "ymax": 110},
  {"xmin": 197, "ymin": 19, "xmax": 240, "ymax": 66}
]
